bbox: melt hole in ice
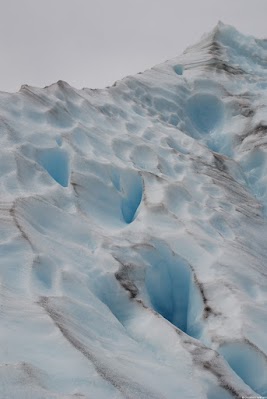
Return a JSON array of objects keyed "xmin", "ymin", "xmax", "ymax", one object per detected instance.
[
  {"xmin": 173, "ymin": 65, "xmax": 184, "ymax": 75},
  {"xmin": 219, "ymin": 342, "xmax": 267, "ymax": 397},
  {"xmin": 141, "ymin": 244, "xmax": 199, "ymax": 334},
  {"xmin": 120, "ymin": 172, "xmax": 143, "ymax": 224},
  {"xmin": 37, "ymin": 148, "xmax": 70, "ymax": 187},
  {"xmin": 142, "ymin": 246, "xmax": 267, "ymax": 395},
  {"xmin": 186, "ymin": 93, "xmax": 224, "ymax": 133}
]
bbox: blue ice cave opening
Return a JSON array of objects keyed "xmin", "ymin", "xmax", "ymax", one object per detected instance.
[
  {"xmin": 173, "ymin": 65, "xmax": 184, "ymax": 76},
  {"xmin": 38, "ymin": 148, "xmax": 70, "ymax": 187},
  {"xmin": 219, "ymin": 342, "xmax": 267, "ymax": 397},
  {"xmin": 140, "ymin": 243, "xmax": 193, "ymax": 333},
  {"xmin": 186, "ymin": 93, "xmax": 224, "ymax": 134},
  {"xmin": 142, "ymin": 243, "xmax": 267, "ymax": 395},
  {"xmin": 120, "ymin": 171, "xmax": 143, "ymax": 224}
]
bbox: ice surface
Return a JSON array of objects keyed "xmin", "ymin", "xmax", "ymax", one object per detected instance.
[{"xmin": 0, "ymin": 22, "xmax": 267, "ymax": 398}]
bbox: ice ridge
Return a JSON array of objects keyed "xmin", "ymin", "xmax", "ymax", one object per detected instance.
[{"xmin": 0, "ymin": 23, "xmax": 267, "ymax": 398}]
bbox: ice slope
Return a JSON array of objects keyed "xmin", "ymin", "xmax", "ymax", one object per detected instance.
[{"xmin": 1, "ymin": 22, "xmax": 267, "ymax": 398}]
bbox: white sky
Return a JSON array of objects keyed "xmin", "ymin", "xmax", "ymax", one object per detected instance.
[{"xmin": 0, "ymin": 0, "xmax": 266, "ymax": 92}]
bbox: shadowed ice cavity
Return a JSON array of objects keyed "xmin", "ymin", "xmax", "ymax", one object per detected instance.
[
  {"xmin": 98, "ymin": 240, "xmax": 205, "ymax": 338},
  {"xmin": 137, "ymin": 242, "xmax": 204, "ymax": 336},
  {"xmin": 37, "ymin": 148, "xmax": 70, "ymax": 187},
  {"xmin": 119, "ymin": 170, "xmax": 143, "ymax": 224},
  {"xmin": 93, "ymin": 240, "xmax": 266, "ymax": 397},
  {"xmin": 218, "ymin": 342, "xmax": 267, "ymax": 397},
  {"xmin": 173, "ymin": 64, "xmax": 184, "ymax": 76},
  {"xmin": 186, "ymin": 93, "xmax": 224, "ymax": 134},
  {"xmin": 138, "ymin": 244, "xmax": 267, "ymax": 396},
  {"xmin": 73, "ymin": 166, "xmax": 143, "ymax": 227},
  {"xmin": 108, "ymin": 167, "xmax": 143, "ymax": 224}
]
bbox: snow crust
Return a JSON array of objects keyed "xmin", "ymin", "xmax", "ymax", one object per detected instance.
[{"xmin": 1, "ymin": 22, "xmax": 267, "ymax": 398}]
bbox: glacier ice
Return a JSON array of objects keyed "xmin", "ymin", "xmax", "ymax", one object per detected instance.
[{"xmin": 1, "ymin": 22, "xmax": 267, "ymax": 398}]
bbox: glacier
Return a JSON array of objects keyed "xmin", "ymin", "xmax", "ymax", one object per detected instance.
[{"xmin": 1, "ymin": 22, "xmax": 267, "ymax": 398}]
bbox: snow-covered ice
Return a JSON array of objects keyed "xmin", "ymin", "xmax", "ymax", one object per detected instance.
[{"xmin": 1, "ymin": 22, "xmax": 267, "ymax": 398}]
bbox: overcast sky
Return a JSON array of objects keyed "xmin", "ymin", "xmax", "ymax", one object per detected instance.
[{"xmin": 0, "ymin": 0, "xmax": 266, "ymax": 92}]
